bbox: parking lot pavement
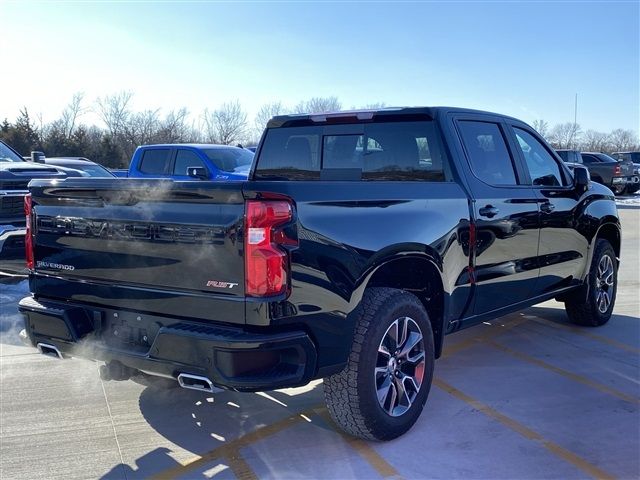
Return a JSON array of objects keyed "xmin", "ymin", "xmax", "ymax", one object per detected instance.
[{"xmin": 1, "ymin": 208, "xmax": 638, "ymax": 480}]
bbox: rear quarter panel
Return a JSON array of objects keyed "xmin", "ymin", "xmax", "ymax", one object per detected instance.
[{"xmin": 243, "ymin": 181, "xmax": 471, "ymax": 370}]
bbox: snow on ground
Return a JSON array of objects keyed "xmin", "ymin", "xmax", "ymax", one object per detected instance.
[{"xmin": 616, "ymin": 192, "xmax": 640, "ymax": 207}]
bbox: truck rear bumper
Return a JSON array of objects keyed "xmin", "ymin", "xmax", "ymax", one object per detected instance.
[
  {"xmin": 612, "ymin": 175, "xmax": 639, "ymax": 184},
  {"xmin": 19, "ymin": 296, "xmax": 318, "ymax": 392}
]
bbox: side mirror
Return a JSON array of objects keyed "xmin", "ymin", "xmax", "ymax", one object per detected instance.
[
  {"xmin": 573, "ymin": 165, "xmax": 589, "ymax": 194},
  {"xmin": 187, "ymin": 167, "xmax": 208, "ymax": 180}
]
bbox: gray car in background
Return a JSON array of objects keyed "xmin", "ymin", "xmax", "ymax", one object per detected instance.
[
  {"xmin": 611, "ymin": 152, "xmax": 640, "ymax": 194},
  {"xmin": 580, "ymin": 152, "xmax": 638, "ymax": 195},
  {"xmin": 43, "ymin": 157, "xmax": 116, "ymax": 177}
]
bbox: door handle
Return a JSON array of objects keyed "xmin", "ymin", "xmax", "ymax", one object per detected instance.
[
  {"xmin": 540, "ymin": 202, "xmax": 555, "ymax": 213},
  {"xmin": 479, "ymin": 205, "xmax": 499, "ymax": 218}
]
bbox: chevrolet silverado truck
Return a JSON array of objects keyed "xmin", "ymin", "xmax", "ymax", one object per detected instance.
[
  {"xmin": 0, "ymin": 140, "xmax": 68, "ymax": 273},
  {"xmin": 19, "ymin": 107, "xmax": 621, "ymax": 440}
]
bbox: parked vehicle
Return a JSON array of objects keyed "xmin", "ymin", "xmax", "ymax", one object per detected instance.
[
  {"xmin": 0, "ymin": 141, "xmax": 68, "ymax": 272},
  {"xmin": 43, "ymin": 157, "xmax": 115, "ymax": 177},
  {"xmin": 128, "ymin": 144, "xmax": 253, "ymax": 180},
  {"xmin": 20, "ymin": 107, "xmax": 621, "ymax": 441},
  {"xmin": 580, "ymin": 152, "xmax": 638, "ymax": 195},
  {"xmin": 555, "ymin": 149, "xmax": 585, "ymax": 174},
  {"xmin": 611, "ymin": 151, "xmax": 640, "ymax": 164},
  {"xmin": 610, "ymin": 152, "xmax": 640, "ymax": 194},
  {"xmin": 109, "ymin": 169, "xmax": 129, "ymax": 178}
]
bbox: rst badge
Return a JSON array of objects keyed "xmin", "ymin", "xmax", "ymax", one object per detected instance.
[{"xmin": 206, "ymin": 280, "xmax": 239, "ymax": 289}]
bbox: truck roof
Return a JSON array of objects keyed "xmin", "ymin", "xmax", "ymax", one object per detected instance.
[
  {"xmin": 137, "ymin": 144, "xmax": 244, "ymax": 149},
  {"xmin": 267, "ymin": 106, "xmax": 524, "ymax": 128}
]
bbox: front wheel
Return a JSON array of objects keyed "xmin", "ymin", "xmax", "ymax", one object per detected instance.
[
  {"xmin": 565, "ymin": 239, "xmax": 617, "ymax": 326},
  {"xmin": 323, "ymin": 288, "xmax": 435, "ymax": 441}
]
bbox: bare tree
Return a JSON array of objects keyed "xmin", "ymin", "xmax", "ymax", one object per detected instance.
[
  {"xmin": 60, "ymin": 92, "xmax": 87, "ymax": 138},
  {"xmin": 362, "ymin": 102, "xmax": 387, "ymax": 109},
  {"xmin": 202, "ymin": 101, "xmax": 248, "ymax": 145},
  {"xmin": 531, "ymin": 119, "xmax": 549, "ymax": 139},
  {"xmin": 253, "ymin": 102, "xmax": 286, "ymax": 140},
  {"xmin": 95, "ymin": 91, "xmax": 133, "ymax": 138},
  {"xmin": 580, "ymin": 130, "xmax": 610, "ymax": 152},
  {"xmin": 122, "ymin": 109, "xmax": 161, "ymax": 157},
  {"xmin": 158, "ymin": 108, "xmax": 192, "ymax": 143},
  {"xmin": 549, "ymin": 122, "xmax": 582, "ymax": 149},
  {"xmin": 608, "ymin": 128, "xmax": 638, "ymax": 152},
  {"xmin": 293, "ymin": 96, "xmax": 342, "ymax": 114}
]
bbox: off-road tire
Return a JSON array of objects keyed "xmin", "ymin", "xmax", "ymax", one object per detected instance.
[
  {"xmin": 323, "ymin": 288, "xmax": 435, "ymax": 441},
  {"xmin": 565, "ymin": 239, "xmax": 617, "ymax": 326}
]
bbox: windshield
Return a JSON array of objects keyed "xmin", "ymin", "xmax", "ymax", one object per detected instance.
[
  {"xmin": 0, "ymin": 142, "xmax": 25, "ymax": 162},
  {"xmin": 202, "ymin": 148, "xmax": 254, "ymax": 173},
  {"xmin": 75, "ymin": 164, "xmax": 114, "ymax": 177},
  {"xmin": 598, "ymin": 154, "xmax": 618, "ymax": 163}
]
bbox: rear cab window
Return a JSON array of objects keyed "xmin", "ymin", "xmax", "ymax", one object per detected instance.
[{"xmin": 254, "ymin": 121, "xmax": 451, "ymax": 181}]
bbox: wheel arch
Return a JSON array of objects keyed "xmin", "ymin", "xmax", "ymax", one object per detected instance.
[
  {"xmin": 595, "ymin": 222, "xmax": 621, "ymax": 260},
  {"xmin": 351, "ymin": 252, "xmax": 446, "ymax": 358},
  {"xmin": 560, "ymin": 219, "xmax": 621, "ymax": 304}
]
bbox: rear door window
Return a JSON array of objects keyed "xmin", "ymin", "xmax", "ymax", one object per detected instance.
[
  {"xmin": 458, "ymin": 121, "xmax": 518, "ymax": 185},
  {"xmin": 139, "ymin": 149, "xmax": 171, "ymax": 174}
]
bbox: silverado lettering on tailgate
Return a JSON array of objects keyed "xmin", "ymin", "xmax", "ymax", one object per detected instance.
[{"xmin": 36, "ymin": 216, "xmax": 226, "ymax": 244}]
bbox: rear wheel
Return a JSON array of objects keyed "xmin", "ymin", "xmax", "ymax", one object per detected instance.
[
  {"xmin": 323, "ymin": 288, "xmax": 434, "ymax": 440},
  {"xmin": 565, "ymin": 239, "xmax": 617, "ymax": 326}
]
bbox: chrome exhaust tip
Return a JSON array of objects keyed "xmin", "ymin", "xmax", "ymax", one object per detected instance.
[
  {"xmin": 19, "ymin": 329, "xmax": 30, "ymax": 347},
  {"xmin": 177, "ymin": 373, "xmax": 215, "ymax": 393},
  {"xmin": 37, "ymin": 343, "xmax": 63, "ymax": 359}
]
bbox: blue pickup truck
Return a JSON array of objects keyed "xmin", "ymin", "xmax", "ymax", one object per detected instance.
[{"xmin": 127, "ymin": 144, "xmax": 253, "ymax": 180}]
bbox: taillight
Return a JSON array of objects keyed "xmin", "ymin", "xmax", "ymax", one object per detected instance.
[
  {"xmin": 24, "ymin": 194, "xmax": 34, "ymax": 270},
  {"xmin": 614, "ymin": 164, "xmax": 621, "ymax": 175},
  {"xmin": 245, "ymin": 200, "xmax": 295, "ymax": 297}
]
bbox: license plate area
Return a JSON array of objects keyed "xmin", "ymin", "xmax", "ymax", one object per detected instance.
[{"xmin": 103, "ymin": 310, "xmax": 163, "ymax": 353}]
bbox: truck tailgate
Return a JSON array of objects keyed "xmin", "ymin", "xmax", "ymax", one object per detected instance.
[{"xmin": 29, "ymin": 179, "xmax": 246, "ymax": 324}]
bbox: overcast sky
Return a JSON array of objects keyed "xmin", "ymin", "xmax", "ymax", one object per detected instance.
[{"xmin": 1, "ymin": 1, "xmax": 638, "ymax": 133}]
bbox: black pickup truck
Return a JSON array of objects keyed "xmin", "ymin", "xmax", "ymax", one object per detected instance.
[
  {"xmin": 1, "ymin": 140, "xmax": 68, "ymax": 272},
  {"xmin": 20, "ymin": 107, "xmax": 620, "ymax": 440}
]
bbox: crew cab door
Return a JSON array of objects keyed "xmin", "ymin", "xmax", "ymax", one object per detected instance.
[
  {"xmin": 453, "ymin": 115, "xmax": 540, "ymax": 316},
  {"xmin": 505, "ymin": 123, "xmax": 588, "ymax": 295}
]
